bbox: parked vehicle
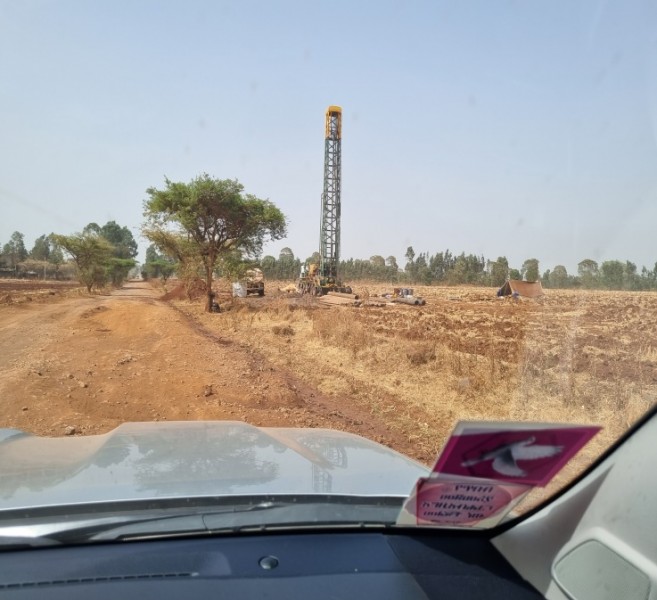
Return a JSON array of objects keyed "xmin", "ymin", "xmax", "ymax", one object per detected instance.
[{"xmin": 245, "ymin": 268, "xmax": 265, "ymax": 296}]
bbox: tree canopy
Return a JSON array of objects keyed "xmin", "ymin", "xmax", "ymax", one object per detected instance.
[
  {"xmin": 51, "ymin": 221, "xmax": 137, "ymax": 291},
  {"xmin": 143, "ymin": 174, "xmax": 287, "ymax": 311},
  {"xmin": 142, "ymin": 243, "xmax": 176, "ymax": 281},
  {"xmin": 51, "ymin": 232, "xmax": 115, "ymax": 292},
  {"xmin": 490, "ymin": 257, "xmax": 509, "ymax": 287},
  {"xmin": 98, "ymin": 221, "xmax": 138, "ymax": 259},
  {"xmin": 521, "ymin": 258, "xmax": 540, "ymax": 282},
  {"xmin": 1, "ymin": 231, "xmax": 28, "ymax": 268}
]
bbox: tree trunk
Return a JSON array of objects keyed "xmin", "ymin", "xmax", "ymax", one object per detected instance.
[{"xmin": 205, "ymin": 266, "xmax": 213, "ymax": 312}]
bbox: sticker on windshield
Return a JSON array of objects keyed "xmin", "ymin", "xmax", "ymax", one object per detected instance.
[
  {"xmin": 431, "ymin": 422, "xmax": 601, "ymax": 486},
  {"xmin": 397, "ymin": 476, "xmax": 531, "ymax": 528},
  {"xmin": 397, "ymin": 421, "xmax": 600, "ymax": 528}
]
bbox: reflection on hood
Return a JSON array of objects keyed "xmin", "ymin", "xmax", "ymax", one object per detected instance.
[{"xmin": 0, "ymin": 422, "xmax": 428, "ymax": 510}]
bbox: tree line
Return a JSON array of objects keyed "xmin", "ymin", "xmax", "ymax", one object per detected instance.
[
  {"xmin": 256, "ymin": 246, "xmax": 657, "ymax": 291},
  {"xmin": 0, "ymin": 231, "xmax": 68, "ymax": 279},
  {"xmin": 3, "ymin": 174, "xmax": 286, "ymax": 311},
  {"xmin": 7, "ymin": 225, "xmax": 657, "ymax": 294},
  {"xmin": 0, "ymin": 222, "xmax": 139, "ymax": 292},
  {"xmin": 6, "ymin": 173, "xmax": 657, "ymax": 300}
]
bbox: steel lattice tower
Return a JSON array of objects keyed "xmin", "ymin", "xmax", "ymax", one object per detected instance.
[{"xmin": 319, "ymin": 106, "xmax": 342, "ymax": 281}]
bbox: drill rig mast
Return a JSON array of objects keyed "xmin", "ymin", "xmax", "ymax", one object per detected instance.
[
  {"xmin": 320, "ymin": 105, "xmax": 342, "ymax": 283},
  {"xmin": 299, "ymin": 105, "xmax": 352, "ymax": 295}
]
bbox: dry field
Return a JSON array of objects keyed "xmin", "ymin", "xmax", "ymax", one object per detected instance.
[
  {"xmin": 0, "ymin": 279, "xmax": 81, "ymax": 305},
  {"xmin": 1, "ymin": 277, "xmax": 655, "ymax": 511},
  {"xmin": 177, "ymin": 279, "xmax": 657, "ymax": 504}
]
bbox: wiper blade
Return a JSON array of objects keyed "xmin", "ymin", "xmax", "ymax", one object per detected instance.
[
  {"xmin": 0, "ymin": 501, "xmax": 285, "ymax": 547},
  {"xmin": 0, "ymin": 496, "xmax": 404, "ymax": 546},
  {"xmin": 0, "ymin": 514, "xmax": 204, "ymax": 548}
]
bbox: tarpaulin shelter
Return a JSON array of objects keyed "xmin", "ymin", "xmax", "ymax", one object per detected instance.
[{"xmin": 497, "ymin": 279, "xmax": 544, "ymax": 299}]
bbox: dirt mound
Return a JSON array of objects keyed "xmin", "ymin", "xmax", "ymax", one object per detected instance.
[
  {"xmin": 160, "ymin": 279, "xmax": 207, "ymax": 301},
  {"xmin": 160, "ymin": 284, "xmax": 187, "ymax": 301}
]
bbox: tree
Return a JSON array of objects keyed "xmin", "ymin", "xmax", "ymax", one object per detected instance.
[
  {"xmin": 447, "ymin": 254, "xmax": 467, "ymax": 285},
  {"xmin": 279, "ymin": 247, "xmax": 294, "ymax": 261},
  {"xmin": 82, "ymin": 221, "xmax": 138, "ymax": 287},
  {"xmin": 51, "ymin": 232, "xmax": 114, "ymax": 292},
  {"xmin": 577, "ymin": 259, "xmax": 599, "ymax": 289},
  {"xmin": 385, "ymin": 256, "xmax": 398, "ymax": 270},
  {"xmin": 99, "ymin": 221, "xmax": 138, "ymax": 259},
  {"xmin": 306, "ymin": 251, "xmax": 321, "ymax": 266},
  {"xmin": 404, "ymin": 246, "xmax": 417, "ymax": 282},
  {"xmin": 369, "ymin": 255, "xmax": 385, "ymax": 268},
  {"xmin": 143, "ymin": 174, "xmax": 287, "ymax": 311},
  {"xmin": 260, "ymin": 255, "xmax": 277, "ymax": 278},
  {"xmin": 275, "ymin": 246, "xmax": 299, "ymax": 279},
  {"xmin": 30, "ymin": 234, "xmax": 52, "ymax": 261},
  {"xmin": 147, "ymin": 229, "xmax": 205, "ymax": 297},
  {"xmin": 100, "ymin": 227, "xmax": 136, "ymax": 286},
  {"xmin": 509, "ymin": 268, "xmax": 521, "ymax": 280},
  {"xmin": 550, "ymin": 265, "xmax": 569, "ymax": 288},
  {"xmin": 521, "ymin": 258, "xmax": 540, "ymax": 282},
  {"xmin": 490, "ymin": 257, "xmax": 509, "ymax": 287},
  {"xmin": 2, "ymin": 231, "xmax": 28, "ymax": 268},
  {"xmin": 600, "ymin": 260, "xmax": 624, "ymax": 289},
  {"xmin": 624, "ymin": 260, "xmax": 638, "ymax": 290},
  {"xmin": 385, "ymin": 255, "xmax": 399, "ymax": 282},
  {"xmin": 415, "ymin": 252, "xmax": 432, "ymax": 284},
  {"xmin": 48, "ymin": 243, "xmax": 65, "ymax": 279},
  {"xmin": 142, "ymin": 243, "xmax": 176, "ymax": 281}
]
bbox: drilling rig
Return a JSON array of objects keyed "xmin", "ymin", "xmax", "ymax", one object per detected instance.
[{"xmin": 299, "ymin": 105, "xmax": 352, "ymax": 296}]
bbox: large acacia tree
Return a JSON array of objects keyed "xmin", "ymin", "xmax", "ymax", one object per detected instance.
[{"xmin": 143, "ymin": 174, "xmax": 287, "ymax": 311}]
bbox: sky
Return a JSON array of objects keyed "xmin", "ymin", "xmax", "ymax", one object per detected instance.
[{"xmin": 1, "ymin": 0, "xmax": 657, "ymax": 274}]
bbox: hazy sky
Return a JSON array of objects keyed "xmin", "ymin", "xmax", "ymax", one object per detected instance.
[{"xmin": 2, "ymin": 0, "xmax": 656, "ymax": 274}]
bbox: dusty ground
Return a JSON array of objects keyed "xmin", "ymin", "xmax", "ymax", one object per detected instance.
[
  {"xmin": 0, "ymin": 280, "xmax": 409, "ymax": 455},
  {"xmin": 1, "ymin": 277, "xmax": 655, "ymax": 511}
]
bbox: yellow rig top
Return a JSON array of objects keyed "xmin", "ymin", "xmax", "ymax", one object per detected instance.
[{"xmin": 325, "ymin": 105, "xmax": 342, "ymax": 140}]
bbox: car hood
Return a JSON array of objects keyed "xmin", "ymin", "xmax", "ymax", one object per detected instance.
[{"xmin": 0, "ymin": 422, "xmax": 428, "ymax": 511}]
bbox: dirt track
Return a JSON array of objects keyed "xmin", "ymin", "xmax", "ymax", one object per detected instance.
[{"xmin": 0, "ymin": 281, "xmax": 412, "ymax": 457}]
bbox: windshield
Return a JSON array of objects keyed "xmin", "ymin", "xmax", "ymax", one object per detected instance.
[{"xmin": 0, "ymin": 0, "xmax": 655, "ymax": 539}]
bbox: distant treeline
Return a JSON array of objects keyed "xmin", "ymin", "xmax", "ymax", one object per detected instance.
[
  {"xmin": 8, "ymin": 227, "xmax": 654, "ymax": 292},
  {"xmin": 1, "ymin": 225, "xmax": 138, "ymax": 291},
  {"xmin": 0, "ymin": 231, "xmax": 71, "ymax": 279},
  {"xmin": 258, "ymin": 247, "xmax": 657, "ymax": 291}
]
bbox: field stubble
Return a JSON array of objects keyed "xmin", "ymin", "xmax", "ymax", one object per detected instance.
[{"xmin": 180, "ymin": 280, "xmax": 657, "ymax": 507}]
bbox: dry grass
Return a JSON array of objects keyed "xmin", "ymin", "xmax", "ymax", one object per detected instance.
[{"xmin": 173, "ymin": 280, "xmax": 657, "ymax": 507}]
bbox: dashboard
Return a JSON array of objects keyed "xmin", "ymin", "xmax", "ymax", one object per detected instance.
[{"xmin": 0, "ymin": 530, "xmax": 543, "ymax": 599}]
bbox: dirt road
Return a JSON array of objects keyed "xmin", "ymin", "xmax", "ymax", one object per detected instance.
[{"xmin": 0, "ymin": 281, "xmax": 402, "ymax": 454}]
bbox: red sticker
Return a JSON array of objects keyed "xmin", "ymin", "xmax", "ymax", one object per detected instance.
[{"xmin": 414, "ymin": 478, "xmax": 527, "ymax": 526}]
